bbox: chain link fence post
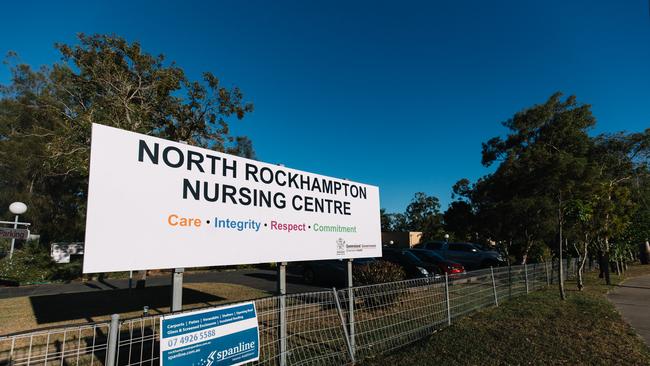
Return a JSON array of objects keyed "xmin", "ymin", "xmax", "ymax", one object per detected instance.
[
  {"xmin": 444, "ymin": 273, "xmax": 451, "ymax": 325},
  {"xmin": 106, "ymin": 314, "xmax": 120, "ymax": 366},
  {"xmin": 508, "ymin": 264, "xmax": 512, "ymax": 299},
  {"xmin": 524, "ymin": 263, "xmax": 529, "ymax": 294},
  {"xmin": 564, "ymin": 258, "xmax": 568, "ymax": 280},
  {"xmin": 550, "ymin": 259, "xmax": 555, "ymax": 284},
  {"xmin": 490, "ymin": 267, "xmax": 499, "ymax": 306}
]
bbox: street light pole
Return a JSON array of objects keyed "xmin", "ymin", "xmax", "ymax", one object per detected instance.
[{"xmin": 9, "ymin": 214, "xmax": 18, "ymax": 260}]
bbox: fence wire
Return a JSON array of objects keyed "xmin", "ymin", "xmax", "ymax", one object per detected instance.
[{"xmin": 1, "ymin": 260, "xmax": 583, "ymax": 366}]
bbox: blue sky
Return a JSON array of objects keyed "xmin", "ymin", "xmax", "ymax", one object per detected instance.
[{"xmin": 1, "ymin": 0, "xmax": 649, "ymax": 213}]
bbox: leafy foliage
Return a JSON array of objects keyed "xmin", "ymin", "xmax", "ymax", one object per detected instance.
[
  {"xmin": 442, "ymin": 92, "xmax": 649, "ymax": 289},
  {"xmin": 353, "ymin": 260, "xmax": 406, "ymax": 286},
  {"xmin": 381, "ymin": 192, "xmax": 444, "ymax": 240},
  {"xmin": 0, "ymin": 34, "xmax": 255, "ymax": 245}
]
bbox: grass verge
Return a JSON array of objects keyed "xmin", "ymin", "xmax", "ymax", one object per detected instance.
[
  {"xmin": 0, "ymin": 282, "xmax": 268, "ymax": 335},
  {"xmin": 363, "ymin": 264, "xmax": 650, "ymax": 366}
]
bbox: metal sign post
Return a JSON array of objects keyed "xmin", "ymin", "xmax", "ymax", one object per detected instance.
[
  {"xmin": 9, "ymin": 215, "xmax": 18, "ymax": 259},
  {"xmin": 277, "ymin": 262, "xmax": 287, "ymax": 366},
  {"xmin": 346, "ymin": 259, "xmax": 355, "ymax": 356},
  {"xmin": 171, "ymin": 268, "xmax": 184, "ymax": 312}
]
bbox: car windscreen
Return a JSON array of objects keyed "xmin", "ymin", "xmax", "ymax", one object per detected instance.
[
  {"xmin": 401, "ymin": 251, "xmax": 426, "ymax": 264},
  {"xmin": 470, "ymin": 243, "xmax": 487, "ymax": 251},
  {"xmin": 412, "ymin": 250, "xmax": 443, "ymax": 262},
  {"xmin": 449, "ymin": 243, "xmax": 475, "ymax": 252}
]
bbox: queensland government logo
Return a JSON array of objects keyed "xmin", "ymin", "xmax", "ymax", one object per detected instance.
[{"xmin": 336, "ymin": 238, "xmax": 346, "ymax": 255}]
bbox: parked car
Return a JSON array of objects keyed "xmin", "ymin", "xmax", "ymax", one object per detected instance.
[
  {"xmin": 413, "ymin": 241, "xmax": 505, "ymax": 270},
  {"xmin": 381, "ymin": 247, "xmax": 438, "ymax": 279},
  {"xmin": 409, "ymin": 249, "xmax": 465, "ymax": 277},
  {"xmin": 298, "ymin": 258, "xmax": 377, "ymax": 286}
]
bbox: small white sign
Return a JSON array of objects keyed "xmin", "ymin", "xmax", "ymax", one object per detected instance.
[
  {"xmin": 51, "ymin": 243, "xmax": 85, "ymax": 263},
  {"xmin": 83, "ymin": 124, "xmax": 381, "ymax": 273}
]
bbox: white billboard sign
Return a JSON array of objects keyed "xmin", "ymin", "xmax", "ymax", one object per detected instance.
[{"xmin": 83, "ymin": 124, "xmax": 381, "ymax": 273}]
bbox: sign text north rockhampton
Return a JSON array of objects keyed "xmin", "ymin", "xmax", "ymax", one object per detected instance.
[{"xmin": 138, "ymin": 140, "xmax": 368, "ymax": 216}]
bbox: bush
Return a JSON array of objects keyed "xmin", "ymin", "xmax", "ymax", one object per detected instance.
[
  {"xmin": 0, "ymin": 249, "xmax": 53, "ymax": 283},
  {"xmin": 0, "ymin": 240, "xmax": 86, "ymax": 284},
  {"xmin": 353, "ymin": 260, "xmax": 406, "ymax": 286},
  {"xmin": 353, "ymin": 261, "xmax": 407, "ymax": 309},
  {"xmin": 50, "ymin": 260, "xmax": 83, "ymax": 282}
]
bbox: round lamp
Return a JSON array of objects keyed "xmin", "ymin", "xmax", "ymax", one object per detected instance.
[{"xmin": 9, "ymin": 202, "xmax": 27, "ymax": 215}]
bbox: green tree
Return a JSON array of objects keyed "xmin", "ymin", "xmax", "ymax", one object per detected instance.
[
  {"xmin": 391, "ymin": 213, "xmax": 410, "ymax": 232},
  {"xmin": 380, "ymin": 208, "xmax": 393, "ymax": 231},
  {"xmin": 587, "ymin": 131, "xmax": 648, "ymax": 282},
  {"xmin": 404, "ymin": 192, "xmax": 444, "ymax": 240},
  {"xmin": 0, "ymin": 34, "xmax": 255, "ymax": 245},
  {"xmin": 480, "ymin": 93, "xmax": 596, "ymax": 299},
  {"xmin": 443, "ymin": 200, "xmax": 474, "ymax": 241}
]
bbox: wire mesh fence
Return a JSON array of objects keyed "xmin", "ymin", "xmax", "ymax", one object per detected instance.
[
  {"xmin": 0, "ymin": 321, "xmax": 112, "ymax": 366},
  {"xmin": 0, "ymin": 260, "xmax": 583, "ymax": 366}
]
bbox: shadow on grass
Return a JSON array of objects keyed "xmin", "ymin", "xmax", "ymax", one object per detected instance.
[
  {"xmin": 244, "ymin": 272, "xmax": 307, "ymax": 284},
  {"xmin": 29, "ymin": 286, "xmax": 224, "ymax": 324}
]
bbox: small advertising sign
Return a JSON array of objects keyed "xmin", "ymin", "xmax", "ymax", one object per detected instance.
[{"xmin": 160, "ymin": 302, "xmax": 260, "ymax": 366}]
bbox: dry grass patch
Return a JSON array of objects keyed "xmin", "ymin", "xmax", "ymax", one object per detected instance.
[{"xmin": 0, "ymin": 282, "xmax": 268, "ymax": 335}]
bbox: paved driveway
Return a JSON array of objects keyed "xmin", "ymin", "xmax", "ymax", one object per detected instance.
[
  {"xmin": 0, "ymin": 269, "xmax": 327, "ymax": 299},
  {"xmin": 607, "ymin": 274, "xmax": 650, "ymax": 346}
]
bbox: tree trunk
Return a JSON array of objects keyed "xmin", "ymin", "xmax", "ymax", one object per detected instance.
[
  {"xmin": 558, "ymin": 196, "xmax": 566, "ymax": 300},
  {"xmin": 603, "ymin": 186, "xmax": 612, "ymax": 285},
  {"xmin": 603, "ymin": 251, "xmax": 611, "ymax": 285},
  {"xmin": 574, "ymin": 237, "xmax": 588, "ymax": 291},
  {"xmin": 577, "ymin": 255, "xmax": 586, "ymax": 291}
]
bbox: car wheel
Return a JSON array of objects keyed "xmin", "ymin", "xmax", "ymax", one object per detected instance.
[{"xmin": 303, "ymin": 268, "xmax": 315, "ymax": 284}]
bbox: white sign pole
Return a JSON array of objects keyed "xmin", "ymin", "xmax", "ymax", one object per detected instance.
[
  {"xmin": 277, "ymin": 262, "xmax": 287, "ymax": 366},
  {"xmin": 171, "ymin": 268, "xmax": 183, "ymax": 312}
]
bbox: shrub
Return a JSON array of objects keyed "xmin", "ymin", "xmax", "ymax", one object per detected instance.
[
  {"xmin": 352, "ymin": 261, "xmax": 407, "ymax": 309},
  {"xmin": 0, "ymin": 240, "xmax": 86, "ymax": 284},
  {"xmin": 50, "ymin": 260, "xmax": 83, "ymax": 282},
  {"xmin": 353, "ymin": 260, "xmax": 406, "ymax": 286},
  {"xmin": 0, "ymin": 249, "xmax": 53, "ymax": 283}
]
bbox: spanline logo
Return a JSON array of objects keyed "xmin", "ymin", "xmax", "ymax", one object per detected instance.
[{"xmin": 160, "ymin": 302, "xmax": 259, "ymax": 366}]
